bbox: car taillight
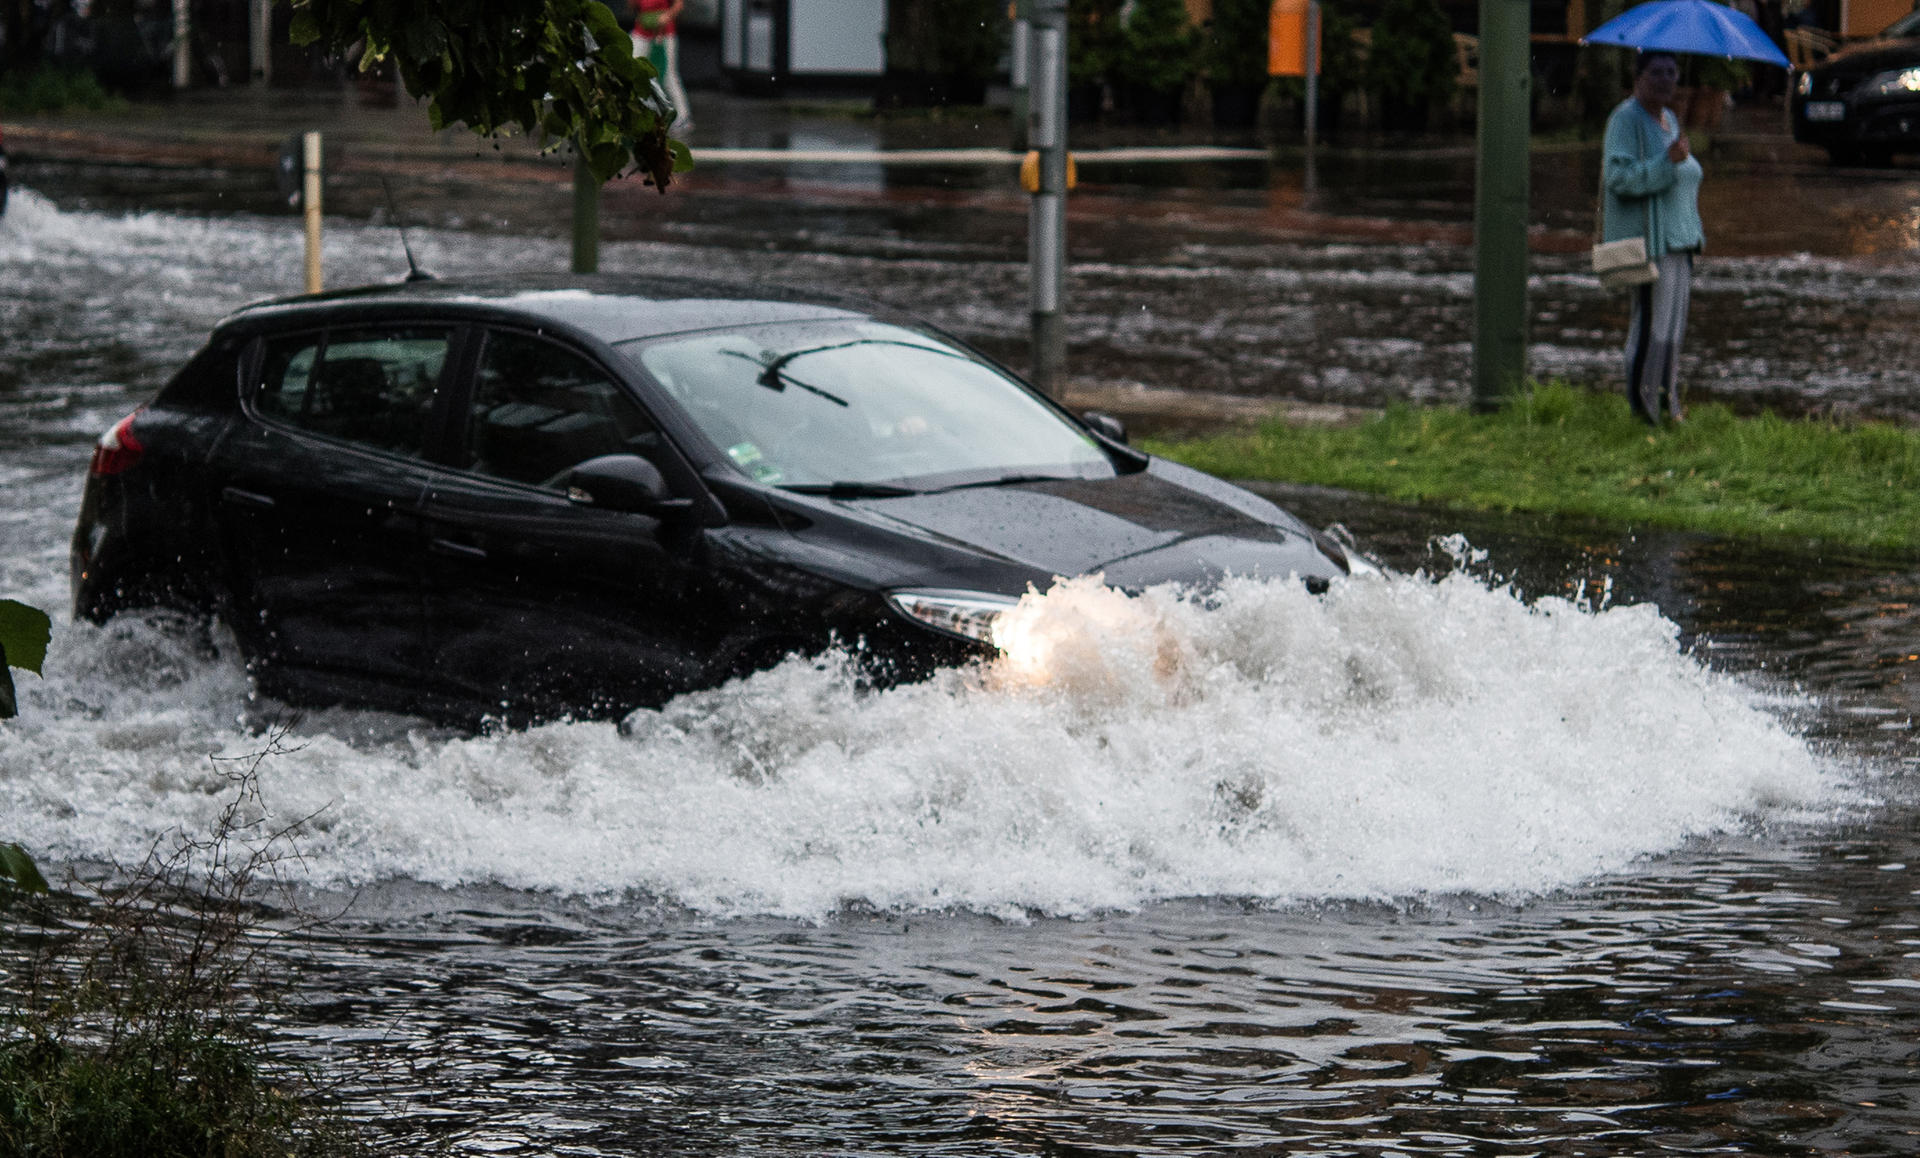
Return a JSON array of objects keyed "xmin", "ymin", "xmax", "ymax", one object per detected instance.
[{"xmin": 90, "ymin": 409, "xmax": 146, "ymax": 476}]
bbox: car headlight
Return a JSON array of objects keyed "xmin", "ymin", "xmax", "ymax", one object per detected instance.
[
  {"xmin": 1865, "ymin": 67, "xmax": 1920, "ymax": 96},
  {"xmin": 1796, "ymin": 70, "xmax": 1813, "ymax": 96},
  {"xmin": 1310, "ymin": 525, "xmax": 1383, "ymax": 579},
  {"xmin": 886, "ymin": 589, "xmax": 1020, "ymax": 646}
]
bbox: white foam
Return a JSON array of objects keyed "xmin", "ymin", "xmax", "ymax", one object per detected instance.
[
  {"xmin": 0, "ymin": 195, "xmax": 1848, "ymax": 917},
  {"xmin": 0, "ymin": 569, "xmax": 1837, "ymax": 921}
]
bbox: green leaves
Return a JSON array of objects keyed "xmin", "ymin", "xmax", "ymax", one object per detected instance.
[
  {"xmin": 0, "ymin": 843, "xmax": 48, "ymax": 894},
  {"xmin": 0, "ymin": 598, "xmax": 51, "ymax": 720},
  {"xmin": 1115, "ymin": 0, "xmax": 1199, "ymax": 96},
  {"xmin": 1366, "ymin": 0, "xmax": 1458, "ymax": 109},
  {"xmin": 292, "ymin": 0, "xmax": 683, "ymax": 187},
  {"xmin": 0, "ymin": 600, "xmax": 50, "ymax": 892}
]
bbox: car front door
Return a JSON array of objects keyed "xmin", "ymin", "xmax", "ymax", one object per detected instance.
[
  {"xmin": 418, "ymin": 328, "xmax": 720, "ymax": 716},
  {"xmin": 208, "ymin": 324, "xmax": 455, "ymax": 696}
]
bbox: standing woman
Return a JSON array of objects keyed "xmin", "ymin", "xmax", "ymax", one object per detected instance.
[
  {"xmin": 1602, "ymin": 51, "xmax": 1704, "ymax": 424},
  {"xmin": 633, "ymin": 0, "xmax": 693, "ymax": 131}
]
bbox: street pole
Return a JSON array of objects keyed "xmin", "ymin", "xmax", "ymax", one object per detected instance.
[
  {"xmin": 173, "ymin": 0, "xmax": 192, "ymax": 89},
  {"xmin": 1472, "ymin": 0, "xmax": 1530, "ymax": 410},
  {"xmin": 1303, "ymin": 1, "xmax": 1319, "ymax": 153},
  {"xmin": 1028, "ymin": 0, "xmax": 1068, "ymax": 398},
  {"xmin": 303, "ymin": 132, "xmax": 323, "ymax": 293},
  {"xmin": 572, "ymin": 149, "xmax": 600, "ymax": 274},
  {"xmin": 251, "ymin": 0, "xmax": 273, "ymax": 84},
  {"xmin": 1010, "ymin": 0, "xmax": 1032, "ymax": 152},
  {"xmin": 1303, "ymin": 0, "xmax": 1320, "ymax": 196}
]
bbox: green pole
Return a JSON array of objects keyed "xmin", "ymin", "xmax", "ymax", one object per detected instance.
[
  {"xmin": 572, "ymin": 148, "xmax": 600, "ymax": 274},
  {"xmin": 1472, "ymin": 0, "xmax": 1531, "ymax": 411}
]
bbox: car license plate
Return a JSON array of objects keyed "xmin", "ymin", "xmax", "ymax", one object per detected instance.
[{"xmin": 1805, "ymin": 101, "xmax": 1846, "ymax": 122}]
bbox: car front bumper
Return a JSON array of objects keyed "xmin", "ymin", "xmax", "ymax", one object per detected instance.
[{"xmin": 1794, "ymin": 94, "xmax": 1920, "ymax": 150}]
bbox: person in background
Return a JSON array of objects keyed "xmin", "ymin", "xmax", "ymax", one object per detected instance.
[
  {"xmin": 1601, "ymin": 51, "xmax": 1703, "ymax": 425},
  {"xmin": 633, "ymin": 0, "xmax": 692, "ymax": 131}
]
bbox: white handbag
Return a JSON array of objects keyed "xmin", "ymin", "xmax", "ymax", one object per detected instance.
[{"xmin": 1591, "ymin": 237, "xmax": 1660, "ymax": 290}]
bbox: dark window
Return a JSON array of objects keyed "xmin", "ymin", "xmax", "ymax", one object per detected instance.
[
  {"xmin": 255, "ymin": 327, "xmax": 452, "ymax": 458},
  {"xmin": 462, "ymin": 331, "xmax": 664, "ymax": 488}
]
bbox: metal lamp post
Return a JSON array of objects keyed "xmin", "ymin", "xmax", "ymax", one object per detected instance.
[{"xmin": 1027, "ymin": 0, "xmax": 1069, "ymax": 398}]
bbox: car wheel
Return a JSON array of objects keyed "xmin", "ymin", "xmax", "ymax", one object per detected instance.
[{"xmin": 1827, "ymin": 144, "xmax": 1861, "ymax": 166}]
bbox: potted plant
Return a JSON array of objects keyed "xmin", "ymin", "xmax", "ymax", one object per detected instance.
[{"xmin": 1684, "ymin": 53, "xmax": 1750, "ymax": 129}]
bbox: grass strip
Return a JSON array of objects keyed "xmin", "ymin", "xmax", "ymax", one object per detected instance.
[{"xmin": 1145, "ymin": 382, "xmax": 1920, "ymax": 554}]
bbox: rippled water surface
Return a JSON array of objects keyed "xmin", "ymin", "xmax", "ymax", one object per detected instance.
[{"xmin": 3, "ymin": 188, "xmax": 1920, "ymax": 1155}]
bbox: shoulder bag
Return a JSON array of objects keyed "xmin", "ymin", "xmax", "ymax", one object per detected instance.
[{"xmin": 1592, "ymin": 105, "xmax": 1662, "ymax": 290}]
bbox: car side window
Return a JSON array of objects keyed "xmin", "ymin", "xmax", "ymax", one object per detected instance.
[
  {"xmin": 463, "ymin": 331, "xmax": 665, "ymax": 488},
  {"xmin": 254, "ymin": 327, "xmax": 452, "ymax": 458}
]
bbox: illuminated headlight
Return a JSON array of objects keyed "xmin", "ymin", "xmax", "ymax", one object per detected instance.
[
  {"xmin": 886, "ymin": 589, "xmax": 1021, "ymax": 646},
  {"xmin": 1865, "ymin": 67, "xmax": 1920, "ymax": 96},
  {"xmin": 1796, "ymin": 71, "xmax": 1813, "ymax": 96}
]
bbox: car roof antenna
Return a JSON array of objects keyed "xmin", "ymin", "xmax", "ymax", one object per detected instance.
[{"xmin": 380, "ymin": 178, "xmax": 436, "ymax": 283}]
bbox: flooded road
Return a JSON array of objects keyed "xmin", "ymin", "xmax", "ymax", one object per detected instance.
[
  {"xmin": 2, "ymin": 182, "xmax": 1920, "ymax": 1154},
  {"xmin": 12, "ymin": 123, "xmax": 1920, "ymax": 423}
]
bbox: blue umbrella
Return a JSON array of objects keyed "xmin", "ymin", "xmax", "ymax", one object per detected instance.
[{"xmin": 1581, "ymin": 0, "xmax": 1791, "ymax": 67}]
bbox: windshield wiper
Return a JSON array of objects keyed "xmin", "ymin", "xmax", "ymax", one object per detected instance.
[
  {"xmin": 780, "ymin": 481, "xmax": 921, "ymax": 499},
  {"xmin": 926, "ymin": 472, "xmax": 1080, "ymax": 494},
  {"xmin": 715, "ymin": 349, "xmax": 851, "ymax": 407},
  {"xmin": 755, "ymin": 338, "xmax": 959, "ymax": 388}
]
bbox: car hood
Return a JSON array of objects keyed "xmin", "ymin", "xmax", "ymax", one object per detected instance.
[
  {"xmin": 1820, "ymin": 39, "xmax": 1920, "ymax": 77},
  {"xmin": 845, "ymin": 462, "xmax": 1342, "ymax": 589}
]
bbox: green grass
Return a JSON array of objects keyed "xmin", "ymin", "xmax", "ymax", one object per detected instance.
[{"xmin": 1146, "ymin": 382, "xmax": 1920, "ymax": 553}]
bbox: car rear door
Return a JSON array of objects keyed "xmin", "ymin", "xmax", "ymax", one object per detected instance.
[
  {"xmin": 208, "ymin": 323, "xmax": 456, "ymax": 693},
  {"xmin": 417, "ymin": 327, "xmax": 722, "ymax": 715}
]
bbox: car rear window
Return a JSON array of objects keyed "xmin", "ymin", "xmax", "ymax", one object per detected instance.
[{"xmin": 254, "ymin": 327, "xmax": 452, "ymax": 457}]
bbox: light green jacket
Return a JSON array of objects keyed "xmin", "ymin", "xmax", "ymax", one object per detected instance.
[{"xmin": 1601, "ymin": 97, "xmax": 1705, "ymax": 258}]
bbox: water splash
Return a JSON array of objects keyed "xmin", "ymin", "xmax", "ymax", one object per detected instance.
[{"xmin": 0, "ymin": 568, "xmax": 1835, "ymax": 920}]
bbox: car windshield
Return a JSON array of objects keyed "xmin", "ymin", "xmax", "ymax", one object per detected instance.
[{"xmin": 621, "ymin": 321, "xmax": 1114, "ymax": 490}]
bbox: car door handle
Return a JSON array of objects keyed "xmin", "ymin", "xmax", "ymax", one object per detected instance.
[
  {"xmin": 220, "ymin": 486, "xmax": 275, "ymax": 510},
  {"xmin": 428, "ymin": 537, "xmax": 488, "ymax": 561}
]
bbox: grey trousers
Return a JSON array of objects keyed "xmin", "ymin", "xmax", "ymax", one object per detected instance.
[{"xmin": 1624, "ymin": 252, "xmax": 1693, "ymax": 422}]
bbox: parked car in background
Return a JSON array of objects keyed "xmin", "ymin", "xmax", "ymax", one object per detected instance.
[
  {"xmin": 72, "ymin": 276, "xmax": 1360, "ymax": 723},
  {"xmin": 1792, "ymin": 7, "xmax": 1920, "ymax": 165}
]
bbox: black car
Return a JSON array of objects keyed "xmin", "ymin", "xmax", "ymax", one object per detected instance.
[
  {"xmin": 1792, "ymin": 7, "xmax": 1920, "ymax": 165},
  {"xmin": 72, "ymin": 276, "xmax": 1357, "ymax": 722}
]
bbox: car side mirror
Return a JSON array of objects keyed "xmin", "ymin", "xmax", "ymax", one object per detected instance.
[
  {"xmin": 563, "ymin": 454, "xmax": 694, "ymax": 516},
  {"xmin": 1081, "ymin": 411, "xmax": 1128, "ymax": 445}
]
